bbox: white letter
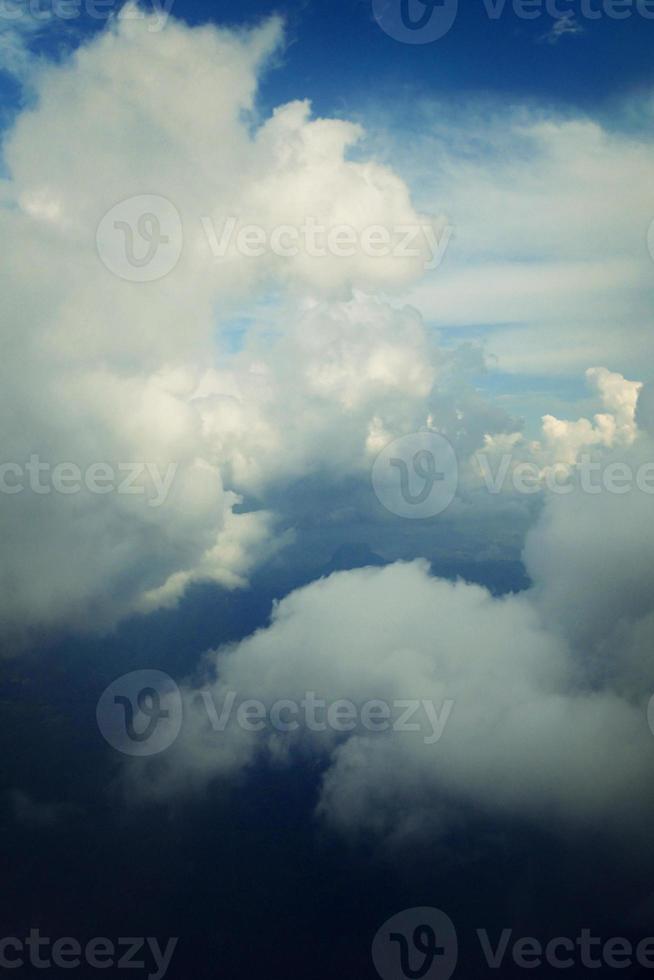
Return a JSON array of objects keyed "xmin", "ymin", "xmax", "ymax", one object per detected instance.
[
  {"xmin": 202, "ymin": 215, "xmax": 236, "ymax": 259},
  {"xmin": 146, "ymin": 462, "xmax": 178, "ymax": 508},
  {"xmin": 422, "ymin": 699, "xmax": 454, "ymax": 745},
  {"xmin": 422, "ymin": 224, "xmax": 453, "ymax": 270},
  {"xmin": 146, "ymin": 938, "xmax": 178, "ymax": 980},
  {"xmin": 0, "ymin": 462, "xmax": 23, "ymax": 494},
  {"xmin": 477, "ymin": 929, "xmax": 512, "ymax": 968},
  {"xmin": 201, "ymin": 690, "xmax": 236, "ymax": 731},
  {"xmin": 476, "ymin": 452, "xmax": 512, "ymax": 494}
]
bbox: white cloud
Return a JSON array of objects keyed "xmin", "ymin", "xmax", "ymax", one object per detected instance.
[
  {"xmin": 540, "ymin": 366, "xmax": 641, "ymax": 463},
  {"xmin": 474, "ymin": 366, "xmax": 642, "ymax": 487},
  {"xmin": 539, "ymin": 11, "xmax": 584, "ymax": 44},
  {"xmin": 4, "ymin": 9, "xmax": 654, "ymax": 851},
  {"xmin": 128, "ymin": 385, "xmax": 654, "ymax": 847},
  {"xmin": 0, "ymin": 11, "xmax": 457, "ymax": 639},
  {"xmin": 139, "ymin": 518, "xmax": 654, "ymax": 844},
  {"xmin": 380, "ymin": 104, "xmax": 654, "ymax": 377}
]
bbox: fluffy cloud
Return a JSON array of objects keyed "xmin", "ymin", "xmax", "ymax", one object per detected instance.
[
  {"xmin": 192, "ymin": 295, "xmax": 446, "ymax": 494},
  {"xmin": 539, "ymin": 366, "xmax": 641, "ymax": 464},
  {"xmin": 0, "ymin": 10, "xmax": 462, "ymax": 640},
  {"xmin": 5, "ymin": 6, "xmax": 654, "ymax": 852},
  {"xmin": 137, "ymin": 535, "xmax": 654, "ymax": 844},
  {"xmin": 6, "ymin": 7, "xmax": 651, "ymax": 645},
  {"xmin": 473, "ymin": 366, "xmax": 642, "ymax": 488},
  {"xmin": 131, "ymin": 383, "xmax": 654, "ymax": 847}
]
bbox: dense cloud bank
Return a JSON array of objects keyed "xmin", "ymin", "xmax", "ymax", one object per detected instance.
[
  {"xmin": 137, "ymin": 405, "xmax": 654, "ymax": 845},
  {"xmin": 2, "ymin": 10, "xmax": 654, "ymax": 848},
  {"xmin": 0, "ymin": 11, "xmax": 450, "ymax": 638}
]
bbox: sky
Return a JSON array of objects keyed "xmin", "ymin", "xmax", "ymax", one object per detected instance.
[
  {"xmin": 6, "ymin": 0, "xmax": 654, "ymax": 108},
  {"xmin": 1, "ymin": 0, "xmax": 654, "ymax": 978}
]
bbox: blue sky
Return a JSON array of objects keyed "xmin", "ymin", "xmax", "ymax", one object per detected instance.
[
  {"xmin": 4, "ymin": 0, "xmax": 652, "ymax": 427},
  {"xmin": 5, "ymin": 0, "xmax": 654, "ymax": 116},
  {"xmin": 6, "ymin": 0, "xmax": 654, "ymax": 105},
  {"xmin": 258, "ymin": 0, "xmax": 654, "ymax": 114}
]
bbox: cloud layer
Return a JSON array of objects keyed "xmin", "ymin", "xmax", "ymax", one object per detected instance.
[
  {"xmin": 3, "ymin": 7, "xmax": 654, "ymax": 854},
  {"xmin": 0, "ymin": 10, "xmax": 456, "ymax": 639},
  {"xmin": 139, "ymin": 391, "xmax": 654, "ymax": 846}
]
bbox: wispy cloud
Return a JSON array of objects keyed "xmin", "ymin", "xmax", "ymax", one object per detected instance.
[{"xmin": 540, "ymin": 11, "xmax": 584, "ymax": 45}]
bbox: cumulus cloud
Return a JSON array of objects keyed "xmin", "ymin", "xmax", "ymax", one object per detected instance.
[
  {"xmin": 5, "ymin": 5, "xmax": 652, "ymax": 647},
  {"xmin": 129, "ymin": 382, "xmax": 654, "ymax": 847},
  {"xmin": 473, "ymin": 366, "xmax": 643, "ymax": 490},
  {"xmin": 193, "ymin": 295, "xmax": 449, "ymax": 494},
  {"xmin": 540, "ymin": 366, "xmax": 641, "ymax": 463},
  {"xmin": 135, "ymin": 540, "xmax": 654, "ymax": 844},
  {"xmin": 0, "ymin": 10, "xmax": 462, "ymax": 640},
  {"xmin": 5, "ymin": 6, "xmax": 654, "ymax": 854}
]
